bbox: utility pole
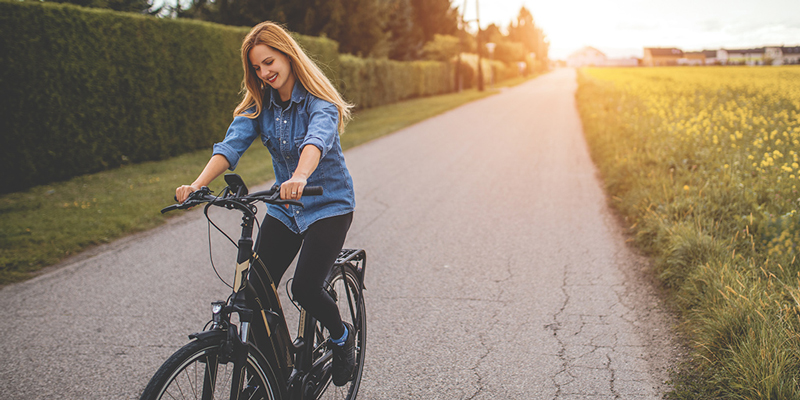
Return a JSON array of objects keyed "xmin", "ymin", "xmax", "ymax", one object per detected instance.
[
  {"xmin": 456, "ymin": 0, "xmax": 468, "ymax": 92},
  {"xmin": 476, "ymin": 0, "xmax": 484, "ymax": 91}
]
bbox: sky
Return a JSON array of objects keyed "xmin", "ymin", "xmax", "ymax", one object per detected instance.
[{"xmin": 460, "ymin": 0, "xmax": 800, "ymax": 60}]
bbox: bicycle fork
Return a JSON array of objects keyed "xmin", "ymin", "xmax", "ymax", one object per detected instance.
[
  {"xmin": 227, "ymin": 209, "xmax": 258, "ymax": 399},
  {"xmin": 228, "ymin": 306, "xmax": 253, "ymax": 400}
]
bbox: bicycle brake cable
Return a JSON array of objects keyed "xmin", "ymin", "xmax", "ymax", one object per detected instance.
[
  {"xmin": 285, "ymin": 278, "xmax": 302, "ymax": 312},
  {"xmin": 205, "ymin": 199, "xmax": 239, "ymax": 248},
  {"xmin": 206, "ymin": 206, "xmax": 234, "ymax": 289}
]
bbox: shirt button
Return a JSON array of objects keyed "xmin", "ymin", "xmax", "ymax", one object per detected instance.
[
  {"xmin": 282, "ymin": 140, "xmax": 287, "ymax": 144},
  {"xmin": 283, "ymin": 120, "xmax": 287, "ymax": 123},
  {"xmin": 276, "ymin": 118, "xmax": 279, "ymax": 121},
  {"xmin": 295, "ymin": 210, "xmax": 300, "ymax": 214}
]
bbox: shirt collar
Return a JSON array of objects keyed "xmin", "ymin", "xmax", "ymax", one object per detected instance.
[{"xmin": 267, "ymin": 79, "xmax": 307, "ymax": 109}]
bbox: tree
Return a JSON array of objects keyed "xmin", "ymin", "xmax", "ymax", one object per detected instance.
[
  {"xmin": 384, "ymin": 0, "xmax": 424, "ymax": 60},
  {"xmin": 507, "ymin": 6, "xmax": 548, "ymax": 61},
  {"xmin": 421, "ymin": 34, "xmax": 459, "ymax": 61},
  {"xmin": 176, "ymin": 0, "xmax": 386, "ymax": 57},
  {"xmin": 410, "ymin": 0, "xmax": 457, "ymax": 43},
  {"xmin": 477, "ymin": 23, "xmax": 503, "ymax": 54},
  {"xmin": 304, "ymin": 0, "xmax": 386, "ymax": 56}
]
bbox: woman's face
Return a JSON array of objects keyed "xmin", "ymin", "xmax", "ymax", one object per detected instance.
[{"xmin": 249, "ymin": 44, "xmax": 296, "ymax": 101}]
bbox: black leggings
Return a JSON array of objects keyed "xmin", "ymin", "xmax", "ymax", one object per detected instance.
[{"xmin": 254, "ymin": 212, "xmax": 353, "ymax": 339}]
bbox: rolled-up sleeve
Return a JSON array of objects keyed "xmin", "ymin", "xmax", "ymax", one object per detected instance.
[
  {"xmin": 212, "ymin": 113, "xmax": 260, "ymax": 170},
  {"xmin": 300, "ymin": 100, "xmax": 339, "ymax": 159}
]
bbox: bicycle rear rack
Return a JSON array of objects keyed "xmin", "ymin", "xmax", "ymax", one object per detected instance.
[{"xmin": 335, "ymin": 248, "xmax": 367, "ymax": 289}]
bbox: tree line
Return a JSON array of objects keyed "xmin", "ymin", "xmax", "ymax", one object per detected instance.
[{"xmin": 33, "ymin": 0, "xmax": 549, "ymax": 64}]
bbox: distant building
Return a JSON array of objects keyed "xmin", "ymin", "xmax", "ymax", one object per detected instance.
[
  {"xmin": 567, "ymin": 46, "xmax": 607, "ymax": 67},
  {"xmin": 605, "ymin": 58, "xmax": 639, "ymax": 67},
  {"xmin": 679, "ymin": 51, "xmax": 706, "ymax": 66},
  {"xmin": 703, "ymin": 50, "xmax": 719, "ymax": 65},
  {"xmin": 784, "ymin": 46, "xmax": 800, "ymax": 64},
  {"xmin": 765, "ymin": 46, "xmax": 800, "ymax": 65},
  {"xmin": 643, "ymin": 48, "xmax": 683, "ymax": 66},
  {"xmin": 719, "ymin": 48, "xmax": 765, "ymax": 65}
]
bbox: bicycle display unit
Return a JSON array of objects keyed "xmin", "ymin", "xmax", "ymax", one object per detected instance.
[{"xmin": 140, "ymin": 174, "xmax": 367, "ymax": 400}]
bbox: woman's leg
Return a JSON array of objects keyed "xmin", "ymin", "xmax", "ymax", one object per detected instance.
[
  {"xmin": 253, "ymin": 215, "xmax": 304, "ymax": 284},
  {"xmin": 246, "ymin": 216, "xmax": 304, "ymax": 352},
  {"xmin": 291, "ymin": 213, "xmax": 353, "ymax": 339}
]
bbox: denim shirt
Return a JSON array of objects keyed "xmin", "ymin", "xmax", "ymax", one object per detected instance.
[{"xmin": 212, "ymin": 81, "xmax": 355, "ymax": 234}]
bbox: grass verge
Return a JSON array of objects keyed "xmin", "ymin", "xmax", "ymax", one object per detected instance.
[
  {"xmin": 575, "ymin": 66, "xmax": 800, "ymax": 399},
  {"xmin": 0, "ymin": 80, "xmax": 535, "ymax": 285}
]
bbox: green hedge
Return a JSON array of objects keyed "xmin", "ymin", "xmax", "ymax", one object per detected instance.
[
  {"xmin": 0, "ymin": 1, "xmax": 338, "ymax": 193},
  {"xmin": 1, "ymin": 1, "xmax": 464, "ymax": 193},
  {"xmin": 339, "ymin": 55, "xmax": 454, "ymax": 109}
]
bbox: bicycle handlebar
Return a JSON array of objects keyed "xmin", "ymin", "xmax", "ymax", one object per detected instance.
[{"xmin": 161, "ymin": 176, "xmax": 323, "ymax": 215}]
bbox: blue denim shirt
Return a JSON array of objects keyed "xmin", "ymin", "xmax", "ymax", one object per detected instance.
[{"xmin": 212, "ymin": 81, "xmax": 355, "ymax": 234}]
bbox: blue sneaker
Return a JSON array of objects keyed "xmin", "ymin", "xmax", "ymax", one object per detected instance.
[{"xmin": 332, "ymin": 322, "xmax": 356, "ymax": 386}]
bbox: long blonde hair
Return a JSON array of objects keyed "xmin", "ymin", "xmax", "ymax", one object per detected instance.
[{"xmin": 234, "ymin": 22, "xmax": 353, "ymax": 133}]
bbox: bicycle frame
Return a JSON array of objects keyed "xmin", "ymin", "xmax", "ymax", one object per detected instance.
[
  {"xmin": 206, "ymin": 198, "xmax": 367, "ymax": 400},
  {"xmin": 156, "ymin": 175, "xmax": 365, "ymax": 400}
]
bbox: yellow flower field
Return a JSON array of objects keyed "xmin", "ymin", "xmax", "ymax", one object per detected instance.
[{"xmin": 576, "ymin": 66, "xmax": 800, "ymax": 398}]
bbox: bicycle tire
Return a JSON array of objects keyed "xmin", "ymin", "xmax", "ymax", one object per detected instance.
[
  {"xmin": 140, "ymin": 335, "xmax": 282, "ymax": 400},
  {"xmin": 310, "ymin": 264, "xmax": 366, "ymax": 400}
]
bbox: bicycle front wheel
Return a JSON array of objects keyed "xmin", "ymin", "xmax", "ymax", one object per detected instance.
[
  {"xmin": 312, "ymin": 264, "xmax": 366, "ymax": 400},
  {"xmin": 140, "ymin": 335, "xmax": 281, "ymax": 400}
]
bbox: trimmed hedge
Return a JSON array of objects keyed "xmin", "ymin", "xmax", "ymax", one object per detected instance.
[
  {"xmin": 0, "ymin": 1, "xmax": 338, "ymax": 193},
  {"xmin": 1, "ymin": 1, "xmax": 473, "ymax": 193},
  {"xmin": 339, "ymin": 55, "xmax": 454, "ymax": 109}
]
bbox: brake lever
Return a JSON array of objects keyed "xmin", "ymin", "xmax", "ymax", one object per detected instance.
[
  {"xmin": 275, "ymin": 199, "xmax": 304, "ymax": 207},
  {"xmin": 163, "ymin": 187, "xmax": 213, "ymax": 214}
]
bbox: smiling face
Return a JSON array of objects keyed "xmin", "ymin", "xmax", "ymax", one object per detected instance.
[{"xmin": 249, "ymin": 44, "xmax": 296, "ymax": 102}]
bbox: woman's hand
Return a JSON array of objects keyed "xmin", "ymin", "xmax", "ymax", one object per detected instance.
[
  {"xmin": 280, "ymin": 174, "xmax": 307, "ymax": 202},
  {"xmin": 281, "ymin": 145, "xmax": 320, "ymax": 205},
  {"xmin": 176, "ymin": 185, "xmax": 199, "ymax": 204},
  {"xmin": 176, "ymin": 154, "xmax": 231, "ymax": 204}
]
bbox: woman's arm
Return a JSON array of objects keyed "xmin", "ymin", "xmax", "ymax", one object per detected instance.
[
  {"xmin": 175, "ymin": 154, "xmax": 231, "ymax": 203},
  {"xmin": 280, "ymin": 145, "xmax": 322, "ymax": 201}
]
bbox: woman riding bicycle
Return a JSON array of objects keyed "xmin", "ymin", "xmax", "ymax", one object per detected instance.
[{"xmin": 175, "ymin": 21, "xmax": 357, "ymax": 387}]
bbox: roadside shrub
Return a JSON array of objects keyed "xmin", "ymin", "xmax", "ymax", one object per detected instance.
[
  {"xmin": 2, "ymin": 0, "xmax": 490, "ymax": 193},
  {"xmin": 339, "ymin": 55, "xmax": 453, "ymax": 109},
  {"xmin": 454, "ymin": 60, "xmax": 475, "ymax": 90},
  {"xmin": 457, "ymin": 53, "xmax": 524, "ymax": 88},
  {"xmin": 0, "ymin": 0, "xmax": 338, "ymax": 193}
]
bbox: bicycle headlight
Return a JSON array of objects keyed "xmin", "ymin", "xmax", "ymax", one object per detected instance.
[{"xmin": 211, "ymin": 301, "xmax": 225, "ymax": 325}]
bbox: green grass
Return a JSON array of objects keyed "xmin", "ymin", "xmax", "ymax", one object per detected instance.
[
  {"xmin": 0, "ymin": 80, "xmax": 535, "ymax": 285},
  {"xmin": 575, "ymin": 67, "xmax": 800, "ymax": 399}
]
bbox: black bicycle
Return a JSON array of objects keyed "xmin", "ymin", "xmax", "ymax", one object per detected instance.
[{"xmin": 140, "ymin": 174, "xmax": 366, "ymax": 400}]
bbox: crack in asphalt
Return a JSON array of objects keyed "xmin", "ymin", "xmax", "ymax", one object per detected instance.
[
  {"xmin": 548, "ymin": 258, "xmax": 647, "ymax": 399},
  {"xmin": 550, "ymin": 264, "xmax": 570, "ymax": 399},
  {"xmin": 465, "ymin": 257, "xmax": 514, "ymax": 400}
]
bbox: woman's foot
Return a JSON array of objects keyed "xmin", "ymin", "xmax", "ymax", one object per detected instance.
[{"xmin": 332, "ymin": 322, "xmax": 356, "ymax": 386}]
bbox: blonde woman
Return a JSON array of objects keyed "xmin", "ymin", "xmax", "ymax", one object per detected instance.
[{"xmin": 175, "ymin": 21, "xmax": 357, "ymax": 386}]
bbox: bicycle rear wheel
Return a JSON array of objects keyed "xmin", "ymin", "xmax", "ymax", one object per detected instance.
[
  {"xmin": 310, "ymin": 264, "xmax": 366, "ymax": 400},
  {"xmin": 140, "ymin": 335, "xmax": 281, "ymax": 400}
]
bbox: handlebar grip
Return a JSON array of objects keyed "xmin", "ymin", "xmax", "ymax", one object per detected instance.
[
  {"xmin": 161, "ymin": 204, "xmax": 180, "ymax": 214},
  {"xmin": 303, "ymin": 186, "xmax": 323, "ymax": 196}
]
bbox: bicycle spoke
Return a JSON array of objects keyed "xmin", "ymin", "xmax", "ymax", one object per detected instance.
[
  {"xmin": 174, "ymin": 373, "xmax": 187, "ymax": 399},
  {"xmin": 189, "ymin": 361, "xmax": 198, "ymax": 399}
]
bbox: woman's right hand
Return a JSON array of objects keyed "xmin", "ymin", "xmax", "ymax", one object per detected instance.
[{"xmin": 176, "ymin": 185, "xmax": 199, "ymax": 204}]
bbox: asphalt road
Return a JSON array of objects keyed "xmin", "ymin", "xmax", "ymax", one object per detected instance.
[{"xmin": 0, "ymin": 68, "xmax": 679, "ymax": 399}]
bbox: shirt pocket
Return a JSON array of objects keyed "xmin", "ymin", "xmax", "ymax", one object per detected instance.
[
  {"xmin": 293, "ymin": 127, "xmax": 309, "ymax": 156},
  {"xmin": 262, "ymin": 134, "xmax": 277, "ymax": 152}
]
